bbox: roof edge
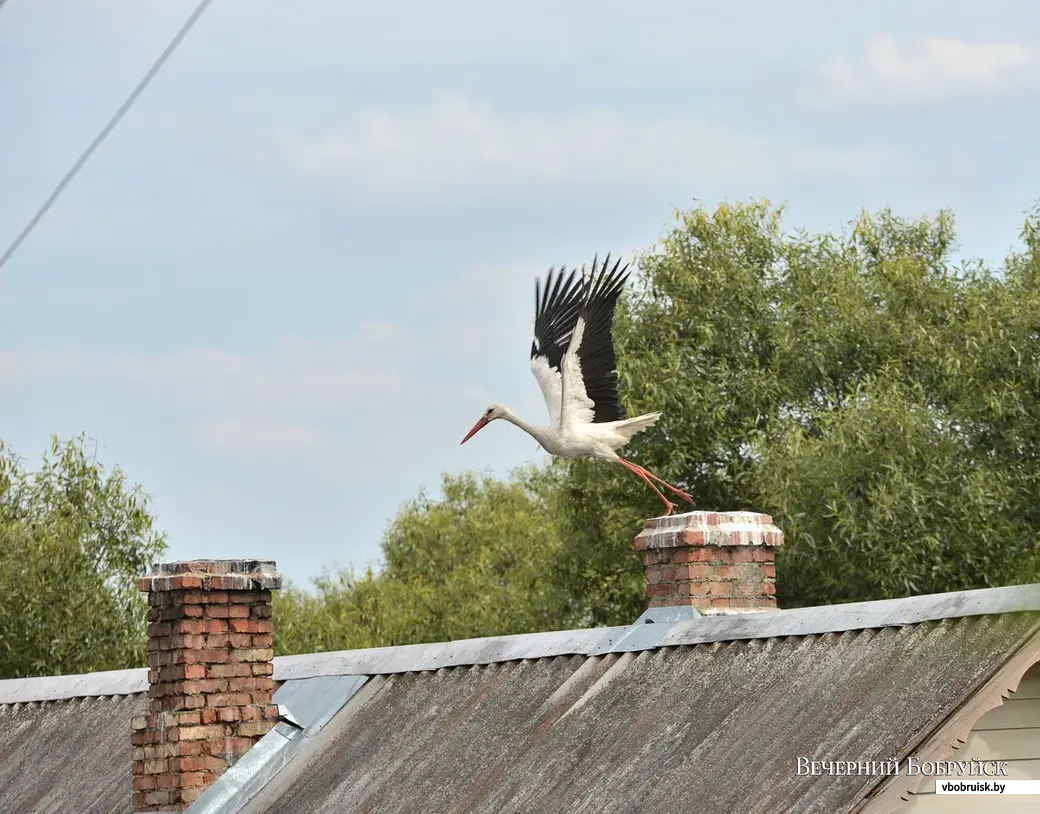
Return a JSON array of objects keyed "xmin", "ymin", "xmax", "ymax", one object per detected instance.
[{"xmin": 2, "ymin": 582, "xmax": 1037, "ymax": 705}]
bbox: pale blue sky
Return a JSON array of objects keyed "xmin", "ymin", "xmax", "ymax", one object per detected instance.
[{"xmin": 3, "ymin": 0, "xmax": 1039, "ymax": 586}]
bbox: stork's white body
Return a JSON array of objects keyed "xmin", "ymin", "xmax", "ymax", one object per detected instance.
[{"xmin": 495, "ymin": 403, "xmax": 662, "ymax": 462}]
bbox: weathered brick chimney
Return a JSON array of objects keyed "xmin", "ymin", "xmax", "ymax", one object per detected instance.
[
  {"xmin": 131, "ymin": 560, "xmax": 282, "ymax": 811},
  {"xmin": 634, "ymin": 511, "xmax": 783, "ymax": 614}
]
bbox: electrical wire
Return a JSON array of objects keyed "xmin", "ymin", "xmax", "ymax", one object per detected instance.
[{"xmin": 0, "ymin": 0, "xmax": 216, "ymax": 273}]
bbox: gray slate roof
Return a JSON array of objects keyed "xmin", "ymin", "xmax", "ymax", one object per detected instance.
[{"xmin": 1, "ymin": 584, "xmax": 1038, "ymax": 814}]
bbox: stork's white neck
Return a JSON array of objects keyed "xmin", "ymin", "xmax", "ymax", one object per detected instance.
[{"xmin": 500, "ymin": 406, "xmax": 553, "ymax": 451}]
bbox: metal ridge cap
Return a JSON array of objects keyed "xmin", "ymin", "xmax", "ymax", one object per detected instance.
[
  {"xmin": 4, "ymin": 583, "xmax": 1037, "ymax": 703},
  {"xmin": 646, "ymin": 582, "xmax": 1040, "ymax": 651},
  {"xmin": 0, "ymin": 666, "xmax": 148, "ymax": 705},
  {"xmin": 270, "ymin": 584, "xmax": 1040, "ymax": 675},
  {"xmin": 272, "ymin": 625, "xmax": 632, "ymax": 681}
]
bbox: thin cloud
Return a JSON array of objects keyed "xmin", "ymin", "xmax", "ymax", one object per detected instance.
[
  {"xmin": 270, "ymin": 95, "xmax": 896, "ymax": 210},
  {"xmin": 805, "ymin": 33, "xmax": 1034, "ymax": 108},
  {"xmin": 0, "ymin": 321, "xmax": 409, "ymax": 413}
]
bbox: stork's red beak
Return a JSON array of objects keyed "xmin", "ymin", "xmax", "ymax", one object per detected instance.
[{"xmin": 460, "ymin": 416, "xmax": 490, "ymax": 445}]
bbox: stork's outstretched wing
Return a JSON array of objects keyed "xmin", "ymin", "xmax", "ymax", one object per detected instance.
[
  {"xmin": 560, "ymin": 254, "xmax": 630, "ymax": 427},
  {"xmin": 529, "ymin": 266, "xmax": 585, "ymax": 428}
]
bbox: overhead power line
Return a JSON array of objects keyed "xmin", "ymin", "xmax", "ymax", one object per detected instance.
[{"xmin": 0, "ymin": 0, "xmax": 216, "ymax": 274}]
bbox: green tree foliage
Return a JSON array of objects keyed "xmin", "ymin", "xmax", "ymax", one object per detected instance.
[
  {"xmin": 0, "ymin": 435, "xmax": 167, "ymax": 678},
  {"xmin": 276, "ymin": 200, "xmax": 1040, "ymax": 652},
  {"xmin": 13, "ymin": 202, "xmax": 1038, "ymax": 671},
  {"xmin": 556, "ymin": 201, "xmax": 1040, "ymax": 620}
]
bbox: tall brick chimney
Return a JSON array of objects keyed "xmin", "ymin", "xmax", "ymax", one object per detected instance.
[
  {"xmin": 634, "ymin": 511, "xmax": 783, "ymax": 615},
  {"xmin": 131, "ymin": 560, "xmax": 282, "ymax": 812}
]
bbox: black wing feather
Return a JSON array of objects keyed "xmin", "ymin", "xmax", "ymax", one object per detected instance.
[
  {"xmin": 531, "ymin": 266, "xmax": 585, "ymax": 373},
  {"xmin": 575, "ymin": 253, "xmax": 630, "ymax": 423}
]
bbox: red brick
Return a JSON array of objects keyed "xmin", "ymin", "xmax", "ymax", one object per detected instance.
[
  {"xmin": 228, "ymin": 676, "xmax": 258, "ymax": 692},
  {"xmin": 207, "ymin": 692, "xmax": 251, "ymax": 708},
  {"xmin": 206, "ymin": 662, "xmax": 250, "ymax": 679},
  {"xmin": 176, "ymin": 724, "xmax": 226, "ymax": 742},
  {"xmin": 204, "ymin": 605, "xmax": 230, "ymax": 619},
  {"xmin": 252, "ymin": 634, "xmax": 274, "ymax": 648},
  {"xmin": 240, "ymin": 705, "xmax": 261, "ymax": 721},
  {"xmin": 229, "ymin": 648, "xmax": 273, "ymax": 663},
  {"xmin": 143, "ymin": 789, "xmax": 172, "ymax": 806},
  {"xmin": 681, "ymin": 564, "xmax": 710, "ymax": 579},
  {"xmin": 147, "ymin": 621, "xmax": 172, "ymax": 638},
  {"xmin": 176, "ymin": 756, "xmax": 207, "ymax": 772},
  {"xmin": 180, "ymin": 771, "xmax": 208, "ymax": 788},
  {"xmin": 183, "ymin": 663, "xmax": 206, "ymax": 680},
  {"xmin": 185, "ymin": 648, "xmax": 229, "ymax": 664},
  {"xmin": 235, "ymin": 721, "xmax": 270, "ymax": 738},
  {"xmin": 154, "ymin": 771, "xmax": 177, "ymax": 789},
  {"xmin": 229, "ymin": 618, "xmax": 257, "ymax": 634},
  {"xmin": 708, "ymin": 581, "xmax": 735, "ymax": 597},
  {"xmin": 672, "ymin": 548, "xmax": 714, "ymax": 563},
  {"xmin": 179, "ymin": 740, "xmax": 203, "ymax": 756},
  {"xmin": 173, "ymin": 619, "xmax": 207, "ymax": 635},
  {"xmin": 204, "ymin": 737, "xmax": 254, "ymax": 756},
  {"xmin": 205, "ymin": 633, "xmax": 231, "ymax": 649},
  {"xmin": 228, "ymin": 605, "xmax": 251, "ymax": 619}
]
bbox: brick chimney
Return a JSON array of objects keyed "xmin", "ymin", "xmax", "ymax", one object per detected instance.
[
  {"xmin": 131, "ymin": 560, "xmax": 282, "ymax": 812},
  {"xmin": 634, "ymin": 511, "xmax": 783, "ymax": 614}
]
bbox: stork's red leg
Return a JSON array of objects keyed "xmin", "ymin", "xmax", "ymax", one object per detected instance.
[
  {"xmin": 617, "ymin": 457, "xmax": 696, "ymax": 506},
  {"xmin": 617, "ymin": 458, "xmax": 676, "ymax": 516}
]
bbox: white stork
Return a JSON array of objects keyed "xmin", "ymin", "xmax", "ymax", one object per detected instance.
[{"xmin": 460, "ymin": 254, "xmax": 695, "ymax": 515}]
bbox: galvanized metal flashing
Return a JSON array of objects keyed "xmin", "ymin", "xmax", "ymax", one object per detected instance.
[
  {"xmin": 4, "ymin": 583, "xmax": 1038, "ymax": 705},
  {"xmin": 186, "ymin": 675, "xmax": 368, "ymax": 814},
  {"xmin": 633, "ymin": 605, "xmax": 702, "ymax": 625}
]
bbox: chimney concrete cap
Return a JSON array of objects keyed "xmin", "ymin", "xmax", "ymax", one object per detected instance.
[
  {"xmin": 138, "ymin": 559, "xmax": 282, "ymax": 592},
  {"xmin": 635, "ymin": 511, "xmax": 783, "ymax": 551}
]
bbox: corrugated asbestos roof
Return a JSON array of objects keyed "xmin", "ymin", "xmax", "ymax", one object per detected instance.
[
  {"xmin": 0, "ymin": 584, "xmax": 1038, "ymax": 814},
  {"xmin": 0, "ymin": 693, "xmax": 145, "ymax": 814},
  {"xmin": 239, "ymin": 614, "xmax": 1040, "ymax": 814}
]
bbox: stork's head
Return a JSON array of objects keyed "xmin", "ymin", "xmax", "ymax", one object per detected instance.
[{"xmin": 460, "ymin": 404, "xmax": 507, "ymax": 445}]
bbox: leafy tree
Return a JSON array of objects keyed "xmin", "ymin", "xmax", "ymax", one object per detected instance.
[
  {"xmin": 0, "ymin": 435, "xmax": 167, "ymax": 678},
  {"xmin": 277, "ymin": 200, "xmax": 1040, "ymax": 648},
  {"xmin": 554, "ymin": 201, "xmax": 1040, "ymax": 620}
]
